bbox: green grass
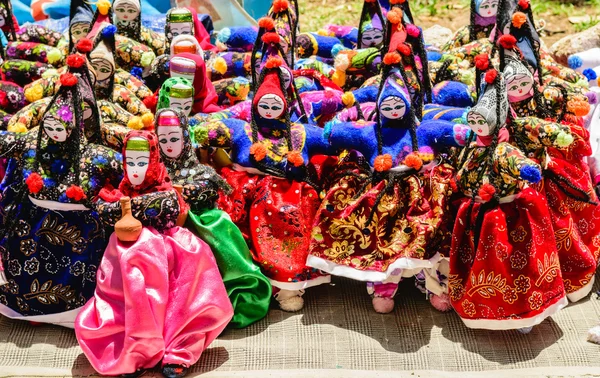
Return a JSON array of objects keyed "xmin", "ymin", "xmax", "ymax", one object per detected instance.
[{"xmin": 574, "ymin": 16, "xmax": 600, "ymax": 32}]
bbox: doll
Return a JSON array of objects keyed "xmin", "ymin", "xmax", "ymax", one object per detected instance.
[
  {"xmin": 0, "ymin": 57, "xmax": 123, "ymax": 326},
  {"xmin": 76, "ymin": 130, "xmax": 233, "ymax": 378},
  {"xmin": 165, "ymin": 7, "xmax": 216, "ymax": 53},
  {"xmin": 357, "ymin": 0, "xmax": 385, "ymax": 49},
  {"xmin": 68, "ymin": 0, "xmax": 94, "ymax": 52},
  {"xmin": 157, "ymin": 77, "xmax": 195, "ymax": 117},
  {"xmin": 113, "ymin": 0, "xmax": 165, "ymax": 55},
  {"xmin": 442, "ymin": 0, "xmax": 500, "ymax": 50},
  {"xmin": 169, "ymin": 53, "xmax": 222, "ymax": 114}
]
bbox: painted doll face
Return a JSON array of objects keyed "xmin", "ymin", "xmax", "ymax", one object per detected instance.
[
  {"xmin": 125, "ymin": 147, "xmax": 150, "ymax": 186},
  {"xmin": 83, "ymin": 101, "xmax": 93, "ymax": 121},
  {"xmin": 257, "ymin": 94, "xmax": 285, "ymax": 119},
  {"xmin": 114, "ymin": 1, "xmax": 140, "ymax": 21},
  {"xmin": 477, "ymin": 0, "xmax": 498, "ymax": 17},
  {"xmin": 506, "ymin": 74, "xmax": 534, "ymax": 101},
  {"xmin": 170, "ymin": 22, "xmax": 193, "ymax": 39},
  {"xmin": 361, "ymin": 29, "xmax": 384, "ymax": 47},
  {"xmin": 467, "ymin": 111, "xmax": 490, "ymax": 136},
  {"xmin": 157, "ymin": 126, "xmax": 184, "ymax": 159},
  {"xmin": 169, "ymin": 96, "xmax": 193, "ymax": 116},
  {"xmin": 70, "ymin": 23, "xmax": 89, "ymax": 43},
  {"xmin": 91, "ymin": 58, "xmax": 114, "ymax": 82},
  {"xmin": 379, "ymin": 96, "xmax": 406, "ymax": 119},
  {"xmin": 43, "ymin": 116, "xmax": 69, "ymax": 142}
]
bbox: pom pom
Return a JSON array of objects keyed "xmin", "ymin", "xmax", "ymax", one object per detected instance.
[
  {"xmin": 485, "ymin": 69, "xmax": 498, "ymax": 84},
  {"xmin": 372, "ymin": 297, "xmax": 394, "ymax": 314},
  {"xmin": 258, "ymin": 17, "xmax": 275, "ymax": 30},
  {"xmin": 568, "ymin": 99, "xmax": 591, "ymax": 116},
  {"xmin": 583, "ymin": 68, "xmax": 598, "ymax": 81},
  {"xmin": 262, "ymin": 32, "xmax": 280, "ymax": 45},
  {"xmin": 331, "ymin": 43, "xmax": 346, "ymax": 57},
  {"xmin": 398, "ymin": 43, "xmax": 411, "ymax": 57},
  {"xmin": 498, "ymin": 34, "xmax": 517, "ymax": 49},
  {"xmin": 427, "ymin": 51, "xmax": 442, "ymax": 61},
  {"xmin": 272, "ymin": 0, "xmax": 290, "ymax": 13},
  {"xmin": 7, "ymin": 122, "xmax": 28, "ymax": 133},
  {"xmin": 250, "ymin": 143, "xmax": 267, "ymax": 161},
  {"xmin": 568, "ymin": 55, "xmax": 583, "ymax": 69},
  {"xmin": 76, "ymin": 38, "xmax": 93, "ymax": 53},
  {"xmin": 24, "ymin": 84, "xmax": 44, "ymax": 103},
  {"xmin": 127, "ymin": 116, "xmax": 144, "ymax": 130},
  {"xmin": 141, "ymin": 51, "xmax": 155, "ymax": 68},
  {"xmin": 519, "ymin": 165, "xmax": 541, "ymax": 183},
  {"xmin": 404, "ymin": 152, "xmax": 423, "ymax": 170},
  {"xmin": 334, "ymin": 53, "xmax": 350, "ymax": 71},
  {"xmin": 287, "ymin": 150, "xmax": 304, "ymax": 167},
  {"xmin": 60, "ymin": 73, "xmax": 78, "ymax": 87},
  {"xmin": 406, "ymin": 24, "xmax": 420, "ymax": 38},
  {"xmin": 374, "ymin": 154, "xmax": 393, "ymax": 172},
  {"xmin": 41, "ymin": 68, "xmax": 58, "ymax": 79},
  {"xmin": 387, "ymin": 8, "xmax": 403, "ymax": 24},
  {"xmin": 430, "ymin": 293, "xmax": 453, "ymax": 312},
  {"xmin": 47, "ymin": 48, "xmax": 62, "ymax": 65},
  {"xmin": 587, "ymin": 91, "xmax": 598, "ymax": 105},
  {"xmin": 26, "ymin": 173, "xmax": 43, "ymax": 194},
  {"xmin": 213, "ymin": 57, "xmax": 228, "ymax": 75},
  {"xmin": 474, "ymin": 54, "xmax": 489, "ymax": 71},
  {"xmin": 142, "ymin": 95, "xmax": 157, "ymax": 110},
  {"xmin": 342, "ymin": 91, "xmax": 356, "ymax": 107},
  {"xmin": 96, "ymin": 0, "xmax": 111, "ymax": 15},
  {"xmin": 383, "ymin": 52, "xmax": 401, "ymax": 66},
  {"xmin": 141, "ymin": 113, "xmax": 154, "ymax": 129},
  {"xmin": 265, "ymin": 56, "xmax": 284, "ymax": 69},
  {"xmin": 101, "ymin": 25, "xmax": 117, "ymax": 38},
  {"xmin": 130, "ymin": 66, "xmax": 143, "ymax": 80},
  {"xmin": 518, "ymin": 0, "xmax": 530, "ymax": 9},
  {"xmin": 66, "ymin": 54, "xmax": 85, "ymax": 68},
  {"xmin": 217, "ymin": 28, "xmax": 231, "ymax": 43},
  {"xmin": 555, "ymin": 131, "xmax": 574, "ymax": 147},
  {"xmin": 66, "ymin": 185, "xmax": 86, "ymax": 201},
  {"xmin": 478, "ymin": 183, "xmax": 496, "ymax": 202},
  {"xmin": 512, "ymin": 12, "xmax": 527, "ymax": 28},
  {"xmin": 390, "ymin": 0, "xmax": 406, "ymax": 4}
]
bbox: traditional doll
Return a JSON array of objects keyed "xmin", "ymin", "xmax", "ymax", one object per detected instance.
[
  {"xmin": 68, "ymin": 0, "xmax": 94, "ymax": 53},
  {"xmin": 76, "ymin": 130, "xmax": 233, "ymax": 378},
  {"xmin": 309, "ymin": 51, "xmax": 465, "ymax": 313},
  {"xmin": 267, "ymin": 0, "xmax": 298, "ymax": 67},
  {"xmin": 112, "ymin": 0, "xmax": 165, "ymax": 55},
  {"xmin": 169, "ymin": 53, "xmax": 221, "ymax": 114},
  {"xmin": 449, "ymin": 67, "xmax": 567, "ymax": 331},
  {"xmin": 442, "ymin": 0, "xmax": 500, "ymax": 50},
  {"xmin": 358, "ymin": 0, "xmax": 385, "ymax": 49},
  {"xmin": 154, "ymin": 108, "xmax": 271, "ymax": 328},
  {"xmin": 157, "ymin": 77, "xmax": 195, "ymax": 117},
  {"xmin": 165, "ymin": 7, "xmax": 215, "ymax": 53},
  {"xmin": 0, "ymin": 58, "xmax": 123, "ymax": 326},
  {"xmin": 170, "ymin": 34, "xmax": 204, "ymax": 57},
  {"xmin": 196, "ymin": 55, "xmax": 332, "ymax": 311}
]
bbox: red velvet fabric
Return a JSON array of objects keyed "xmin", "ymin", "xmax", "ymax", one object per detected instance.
[
  {"xmin": 186, "ymin": 6, "xmax": 218, "ymax": 54},
  {"xmin": 171, "ymin": 52, "xmax": 221, "ymax": 114}
]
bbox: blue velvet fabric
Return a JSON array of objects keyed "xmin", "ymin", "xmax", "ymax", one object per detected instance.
[{"xmin": 423, "ymin": 103, "xmax": 468, "ymax": 123}]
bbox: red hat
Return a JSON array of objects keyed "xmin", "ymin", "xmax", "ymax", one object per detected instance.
[{"xmin": 252, "ymin": 68, "xmax": 287, "ymax": 114}]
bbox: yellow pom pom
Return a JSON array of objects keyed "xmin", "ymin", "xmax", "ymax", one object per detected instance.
[
  {"xmin": 316, "ymin": 29, "xmax": 332, "ymax": 36},
  {"xmin": 213, "ymin": 57, "xmax": 228, "ymax": 75},
  {"xmin": 331, "ymin": 70, "xmax": 346, "ymax": 87},
  {"xmin": 47, "ymin": 48, "xmax": 62, "ymax": 65},
  {"xmin": 141, "ymin": 112, "xmax": 154, "ymax": 128},
  {"xmin": 8, "ymin": 122, "xmax": 28, "ymax": 133},
  {"xmin": 127, "ymin": 116, "xmax": 144, "ymax": 130},
  {"xmin": 96, "ymin": 0, "xmax": 111, "ymax": 15},
  {"xmin": 342, "ymin": 91, "xmax": 356, "ymax": 108},
  {"xmin": 140, "ymin": 51, "xmax": 155, "ymax": 67},
  {"xmin": 25, "ymin": 84, "xmax": 44, "ymax": 103},
  {"xmin": 41, "ymin": 68, "xmax": 58, "ymax": 79}
]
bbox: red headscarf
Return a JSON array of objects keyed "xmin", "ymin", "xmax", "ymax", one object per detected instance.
[
  {"xmin": 170, "ymin": 52, "xmax": 221, "ymax": 113},
  {"xmin": 186, "ymin": 6, "xmax": 218, "ymax": 54}
]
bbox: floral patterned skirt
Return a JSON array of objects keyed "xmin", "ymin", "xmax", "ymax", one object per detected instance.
[
  {"xmin": 217, "ymin": 167, "xmax": 330, "ymax": 290},
  {"xmin": 0, "ymin": 198, "xmax": 107, "ymax": 325},
  {"xmin": 308, "ymin": 155, "xmax": 455, "ymax": 283},
  {"xmin": 449, "ymin": 188, "xmax": 568, "ymax": 330}
]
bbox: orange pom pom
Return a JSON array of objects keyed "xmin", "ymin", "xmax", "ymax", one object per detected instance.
[
  {"xmin": 478, "ymin": 183, "xmax": 496, "ymax": 202},
  {"xmin": 365, "ymin": 0, "xmax": 377, "ymax": 3},
  {"xmin": 66, "ymin": 185, "xmax": 87, "ymax": 201},
  {"xmin": 250, "ymin": 143, "xmax": 267, "ymax": 161},
  {"xmin": 383, "ymin": 52, "xmax": 401, "ymax": 65},
  {"xmin": 374, "ymin": 154, "xmax": 393, "ymax": 172},
  {"xmin": 386, "ymin": 8, "xmax": 403, "ymax": 24},
  {"xmin": 390, "ymin": 0, "xmax": 406, "ymax": 4},
  {"xmin": 404, "ymin": 153, "xmax": 423, "ymax": 170},
  {"xmin": 60, "ymin": 73, "xmax": 78, "ymax": 86},
  {"xmin": 265, "ymin": 56, "xmax": 284, "ymax": 69},
  {"xmin": 398, "ymin": 43, "xmax": 411, "ymax": 57},
  {"xmin": 498, "ymin": 34, "xmax": 517, "ymax": 49},
  {"xmin": 26, "ymin": 173, "xmax": 43, "ymax": 194},
  {"xmin": 474, "ymin": 54, "xmax": 489, "ymax": 71},
  {"xmin": 567, "ymin": 99, "xmax": 591, "ymax": 116},
  {"xmin": 485, "ymin": 69, "xmax": 498, "ymax": 84},
  {"xmin": 262, "ymin": 32, "xmax": 280, "ymax": 45},
  {"xmin": 258, "ymin": 17, "xmax": 275, "ymax": 30},
  {"xmin": 272, "ymin": 0, "xmax": 289, "ymax": 13},
  {"xmin": 66, "ymin": 54, "xmax": 85, "ymax": 68},
  {"xmin": 512, "ymin": 12, "xmax": 527, "ymax": 28},
  {"xmin": 287, "ymin": 150, "xmax": 304, "ymax": 167}
]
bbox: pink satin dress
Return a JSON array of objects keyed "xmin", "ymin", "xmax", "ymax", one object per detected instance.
[{"xmin": 75, "ymin": 226, "xmax": 233, "ymax": 375}]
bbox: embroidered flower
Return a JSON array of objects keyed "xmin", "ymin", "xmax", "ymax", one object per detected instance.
[
  {"xmin": 510, "ymin": 226, "xmax": 527, "ymax": 243},
  {"xmin": 19, "ymin": 239, "xmax": 37, "ymax": 256},
  {"xmin": 323, "ymin": 240, "xmax": 355, "ymax": 260},
  {"xmin": 85, "ymin": 265, "xmax": 97, "ymax": 283},
  {"xmin": 528, "ymin": 291, "xmax": 543, "ymax": 311},
  {"xmin": 510, "ymin": 250, "xmax": 528, "ymax": 270},
  {"xmin": 514, "ymin": 275, "xmax": 531, "ymax": 294},
  {"xmin": 23, "ymin": 257, "xmax": 40, "ymax": 275},
  {"xmin": 69, "ymin": 261, "xmax": 85, "ymax": 276},
  {"xmin": 2, "ymin": 279, "xmax": 19, "ymax": 294},
  {"xmin": 7, "ymin": 259, "xmax": 22, "ymax": 276},
  {"xmin": 462, "ymin": 299, "xmax": 476, "ymax": 317},
  {"xmin": 16, "ymin": 220, "xmax": 31, "ymax": 237},
  {"xmin": 502, "ymin": 286, "xmax": 518, "ymax": 304},
  {"xmin": 57, "ymin": 105, "xmax": 73, "ymax": 122},
  {"xmin": 496, "ymin": 242, "xmax": 509, "ymax": 261}
]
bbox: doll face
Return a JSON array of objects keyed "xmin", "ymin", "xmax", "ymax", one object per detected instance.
[
  {"xmin": 477, "ymin": 0, "xmax": 498, "ymax": 17},
  {"xmin": 43, "ymin": 116, "xmax": 69, "ymax": 142},
  {"xmin": 467, "ymin": 111, "xmax": 490, "ymax": 136},
  {"xmin": 257, "ymin": 95, "xmax": 285, "ymax": 119},
  {"xmin": 83, "ymin": 101, "xmax": 93, "ymax": 121},
  {"xmin": 169, "ymin": 96, "xmax": 193, "ymax": 116},
  {"xmin": 361, "ymin": 29, "xmax": 384, "ymax": 47},
  {"xmin": 170, "ymin": 22, "xmax": 193, "ymax": 39},
  {"xmin": 125, "ymin": 147, "xmax": 150, "ymax": 187},
  {"xmin": 506, "ymin": 74, "xmax": 534, "ymax": 101},
  {"xmin": 70, "ymin": 23, "xmax": 89, "ymax": 43},
  {"xmin": 114, "ymin": 1, "xmax": 140, "ymax": 21},
  {"xmin": 379, "ymin": 96, "xmax": 406, "ymax": 119},
  {"xmin": 91, "ymin": 58, "xmax": 114, "ymax": 82},
  {"xmin": 157, "ymin": 125, "xmax": 184, "ymax": 159}
]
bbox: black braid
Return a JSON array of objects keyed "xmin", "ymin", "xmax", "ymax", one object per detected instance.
[
  {"xmin": 354, "ymin": 101, "xmax": 365, "ymax": 121},
  {"xmin": 401, "ymin": 48, "xmax": 424, "ymax": 119},
  {"xmin": 469, "ymin": 0, "xmax": 477, "ymax": 42},
  {"xmin": 402, "ymin": 1, "xmax": 415, "ymax": 24},
  {"xmin": 286, "ymin": 8, "xmax": 297, "ymax": 69},
  {"xmin": 250, "ymin": 27, "xmax": 267, "ymax": 93},
  {"xmin": 544, "ymin": 169, "xmax": 598, "ymax": 205},
  {"xmin": 434, "ymin": 59, "xmax": 454, "ymax": 85},
  {"xmin": 2, "ymin": 0, "xmax": 16, "ymax": 41},
  {"xmin": 410, "ymin": 31, "xmax": 433, "ymax": 104}
]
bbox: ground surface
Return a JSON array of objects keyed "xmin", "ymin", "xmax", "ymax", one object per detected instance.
[{"xmin": 297, "ymin": 0, "xmax": 600, "ymax": 45}]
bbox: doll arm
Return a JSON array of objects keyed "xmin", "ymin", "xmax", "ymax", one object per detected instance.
[
  {"xmin": 114, "ymin": 69, "xmax": 154, "ymax": 100},
  {"xmin": 417, "ymin": 120, "xmax": 471, "ymax": 149},
  {"xmin": 326, "ymin": 121, "xmax": 377, "ymax": 159},
  {"xmin": 511, "ymin": 117, "xmax": 575, "ymax": 150},
  {"xmin": 98, "ymin": 100, "xmax": 132, "ymax": 126},
  {"xmin": 6, "ymin": 98, "xmax": 51, "ymax": 131},
  {"xmin": 115, "ymin": 35, "xmax": 156, "ymax": 70},
  {"xmin": 23, "ymin": 68, "xmax": 65, "ymax": 102},
  {"xmin": 100, "ymin": 123, "xmax": 130, "ymax": 151},
  {"xmin": 112, "ymin": 84, "xmax": 150, "ymax": 117},
  {"xmin": 181, "ymin": 181, "xmax": 220, "ymax": 211},
  {"xmin": 16, "ymin": 25, "xmax": 64, "ymax": 47},
  {"xmin": 139, "ymin": 26, "xmax": 166, "ymax": 56},
  {"xmin": 493, "ymin": 142, "xmax": 542, "ymax": 185},
  {"xmin": 304, "ymin": 123, "xmax": 333, "ymax": 156}
]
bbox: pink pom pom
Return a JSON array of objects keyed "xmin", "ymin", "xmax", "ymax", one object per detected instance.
[
  {"xmin": 406, "ymin": 24, "xmax": 420, "ymax": 38},
  {"xmin": 430, "ymin": 293, "xmax": 453, "ymax": 312}
]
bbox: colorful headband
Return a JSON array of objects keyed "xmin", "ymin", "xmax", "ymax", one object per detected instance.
[
  {"xmin": 173, "ymin": 43, "xmax": 197, "ymax": 55},
  {"xmin": 169, "ymin": 84, "xmax": 194, "ymax": 98},
  {"xmin": 126, "ymin": 137, "xmax": 150, "ymax": 151},
  {"xmin": 157, "ymin": 113, "xmax": 180, "ymax": 126},
  {"xmin": 168, "ymin": 9, "xmax": 193, "ymax": 23},
  {"xmin": 170, "ymin": 57, "xmax": 196, "ymax": 76}
]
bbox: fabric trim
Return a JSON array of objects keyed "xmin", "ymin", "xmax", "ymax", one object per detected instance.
[
  {"xmin": 567, "ymin": 275, "xmax": 596, "ymax": 303},
  {"xmin": 0, "ymin": 304, "xmax": 79, "ymax": 328},
  {"xmin": 28, "ymin": 196, "xmax": 89, "ymax": 211},
  {"xmin": 270, "ymin": 275, "xmax": 331, "ymax": 291}
]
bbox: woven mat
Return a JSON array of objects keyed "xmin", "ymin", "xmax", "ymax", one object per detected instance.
[{"xmin": 1, "ymin": 275, "xmax": 600, "ymax": 377}]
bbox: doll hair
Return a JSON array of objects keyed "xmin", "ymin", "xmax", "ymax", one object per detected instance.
[
  {"xmin": 406, "ymin": 27, "xmax": 433, "ymax": 104},
  {"xmin": 399, "ymin": 44, "xmax": 425, "ymax": 119},
  {"xmin": 357, "ymin": 0, "xmax": 385, "ymax": 49},
  {"xmin": 468, "ymin": 0, "xmax": 477, "ymax": 42}
]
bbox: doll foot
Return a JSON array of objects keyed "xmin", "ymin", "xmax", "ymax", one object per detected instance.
[
  {"xmin": 517, "ymin": 326, "xmax": 533, "ymax": 334},
  {"xmin": 275, "ymin": 289, "xmax": 305, "ymax": 312},
  {"xmin": 372, "ymin": 297, "xmax": 395, "ymax": 313},
  {"xmin": 121, "ymin": 369, "xmax": 146, "ymax": 378},
  {"xmin": 162, "ymin": 364, "xmax": 188, "ymax": 378},
  {"xmin": 588, "ymin": 325, "xmax": 600, "ymax": 344},
  {"xmin": 430, "ymin": 293, "xmax": 453, "ymax": 312}
]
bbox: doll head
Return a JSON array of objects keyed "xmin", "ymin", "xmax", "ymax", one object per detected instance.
[
  {"xmin": 166, "ymin": 7, "xmax": 194, "ymax": 45},
  {"xmin": 90, "ymin": 25, "xmax": 116, "ymax": 94},
  {"xmin": 358, "ymin": 0, "xmax": 384, "ymax": 48},
  {"xmin": 377, "ymin": 68, "xmax": 412, "ymax": 125},
  {"xmin": 170, "ymin": 56, "xmax": 196, "ymax": 82},
  {"xmin": 124, "ymin": 136, "xmax": 150, "ymax": 187},
  {"xmin": 42, "ymin": 115, "xmax": 70, "ymax": 142},
  {"xmin": 503, "ymin": 57, "xmax": 535, "ymax": 102},
  {"xmin": 41, "ymin": 89, "xmax": 77, "ymax": 143},
  {"xmin": 475, "ymin": 0, "xmax": 499, "ymax": 18},
  {"xmin": 70, "ymin": 23, "xmax": 90, "ymax": 44},
  {"xmin": 158, "ymin": 77, "xmax": 194, "ymax": 116},
  {"xmin": 113, "ymin": 0, "xmax": 140, "ymax": 23},
  {"xmin": 257, "ymin": 94, "xmax": 286, "ymax": 120},
  {"xmin": 155, "ymin": 110, "xmax": 185, "ymax": 159},
  {"xmin": 170, "ymin": 34, "xmax": 203, "ymax": 56},
  {"xmin": 253, "ymin": 67, "xmax": 288, "ymax": 121},
  {"xmin": 467, "ymin": 73, "xmax": 508, "ymax": 137}
]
